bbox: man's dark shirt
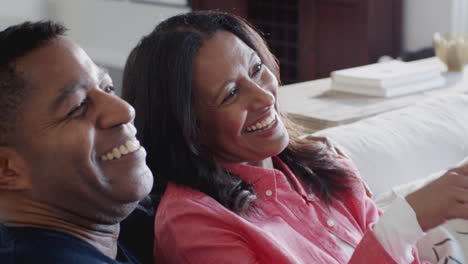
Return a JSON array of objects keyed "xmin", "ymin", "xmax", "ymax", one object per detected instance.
[
  {"xmin": 120, "ymin": 196, "xmax": 156, "ymax": 264},
  {"xmin": 0, "ymin": 224, "xmax": 141, "ymax": 264}
]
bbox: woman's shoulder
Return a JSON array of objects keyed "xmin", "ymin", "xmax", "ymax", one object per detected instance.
[
  {"xmin": 156, "ymin": 182, "xmax": 233, "ymax": 223},
  {"xmin": 158, "ymin": 183, "xmax": 213, "ymax": 209},
  {"xmin": 154, "ymin": 182, "xmax": 241, "ymax": 244},
  {"xmin": 161, "ymin": 182, "xmax": 208, "ymax": 200}
]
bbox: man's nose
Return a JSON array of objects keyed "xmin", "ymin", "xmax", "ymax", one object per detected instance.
[{"xmin": 96, "ymin": 92, "xmax": 135, "ymax": 129}]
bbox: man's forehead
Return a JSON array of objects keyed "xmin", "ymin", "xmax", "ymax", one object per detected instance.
[
  {"xmin": 54, "ymin": 66, "xmax": 109, "ymax": 99},
  {"xmin": 14, "ymin": 37, "xmax": 109, "ymax": 111},
  {"xmin": 19, "ymin": 38, "xmax": 104, "ymax": 86}
]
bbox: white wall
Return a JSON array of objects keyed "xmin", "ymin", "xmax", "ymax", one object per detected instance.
[
  {"xmin": 48, "ymin": 0, "xmax": 189, "ymax": 69},
  {"xmin": 0, "ymin": 0, "xmax": 188, "ymax": 69},
  {"xmin": 403, "ymin": 0, "xmax": 465, "ymax": 53},
  {"xmin": 1, "ymin": 1, "xmax": 466, "ymax": 64},
  {"xmin": 451, "ymin": 0, "xmax": 468, "ymax": 35},
  {"xmin": 0, "ymin": 0, "xmax": 189, "ymax": 93},
  {"xmin": 0, "ymin": 0, "xmax": 49, "ymax": 29}
]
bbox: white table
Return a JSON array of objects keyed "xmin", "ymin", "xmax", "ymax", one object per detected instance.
[{"xmin": 279, "ymin": 57, "xmax": 468, "ymax": 132}]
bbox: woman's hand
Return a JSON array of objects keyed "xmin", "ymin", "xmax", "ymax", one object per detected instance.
[{"xmin": 405, "ymin": 158, "xmax": 468, "ymax": 231}]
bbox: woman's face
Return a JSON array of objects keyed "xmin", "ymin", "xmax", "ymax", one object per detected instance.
[{"xmin": 193, "ymin": 30, "xmax": 289, "ymax": 165}]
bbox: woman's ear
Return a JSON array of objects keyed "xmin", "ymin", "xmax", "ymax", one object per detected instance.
[{"xmin": 0, "ymin": 147, "xmax": 31, "ymax": 191}]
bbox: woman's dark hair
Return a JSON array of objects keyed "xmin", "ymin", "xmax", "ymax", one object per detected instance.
[{"xmin": 123, "ymin": 11, "xmax": 352, "ymax": 214}]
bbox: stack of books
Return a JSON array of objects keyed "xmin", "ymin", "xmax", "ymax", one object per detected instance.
[{"xmin": 331, "ymin": 60, "xmax": 445, "ymax": 97}]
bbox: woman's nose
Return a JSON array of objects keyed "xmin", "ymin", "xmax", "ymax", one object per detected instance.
[{"xmin": 247, "ymin": 81, "xmax": 275, "ymax": 111}]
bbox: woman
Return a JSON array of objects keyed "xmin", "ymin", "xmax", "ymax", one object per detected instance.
[{"xmin": 123, "ymin": 11, "xmax": 468, "ymax": 264}]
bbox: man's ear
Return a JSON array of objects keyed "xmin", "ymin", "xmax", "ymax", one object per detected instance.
[{"xmin": 0, "ymin": 147, "xmax": 31, "ymax": 191}]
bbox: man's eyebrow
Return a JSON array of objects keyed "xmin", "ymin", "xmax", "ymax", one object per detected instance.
[
  {"xmin": 98, "ymin": 66, "xmax": 110, "ymax": 82},
  {"xmin": 50, "ymin": 79, "xmax": 87, "ymax": 114},
  {"xmin": 50, "ymin": 67, "xmax": 110, "ymax": 114}
]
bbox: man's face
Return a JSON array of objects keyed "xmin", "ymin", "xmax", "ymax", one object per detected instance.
[{"xmin": 13, "ymin": 36, "xmax": 153, "ymax": 223}]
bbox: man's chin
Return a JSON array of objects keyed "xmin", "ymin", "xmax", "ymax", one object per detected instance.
[
  {"xmin": 103, "ymin": 164, "xmax": 153, "ymax": 197},
  {"xmin": 98, "ymin": 201, "xmax": 141, "ymax": 225},
  {"xmin": 127, "ymin": 168, "xmax": 154, "ymax": 202}
]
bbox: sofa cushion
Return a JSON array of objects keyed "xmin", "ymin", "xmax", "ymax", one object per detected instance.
[{"xmin": 313, "ymin": 94, "xmax": 468, "ymax": 197}]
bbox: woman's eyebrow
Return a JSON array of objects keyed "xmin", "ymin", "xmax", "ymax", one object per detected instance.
[
  {"xmin": 210, "ymin": 78, "xmax": 232, "ymax": 103},
  {"xmin": 213, "ymin": 51, "xmax": 259, "ymax": 101},
  {"xmin": 249, "ymin": 51, "xmax": 257, "ymax": 64}
]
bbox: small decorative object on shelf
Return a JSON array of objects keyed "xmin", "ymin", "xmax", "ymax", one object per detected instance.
[{"xmin": 434, "ymin": 32, "xmax": 468, "ymax": 72}]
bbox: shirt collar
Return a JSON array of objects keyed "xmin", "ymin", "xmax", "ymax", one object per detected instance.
[{"xmin": 220, "ymin": 156, "xmax": 308, "ymax": 201}]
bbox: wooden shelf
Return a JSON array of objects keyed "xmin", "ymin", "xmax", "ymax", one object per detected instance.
[{"xmin": 191, "ymin": 0, "xmax": 402, "ymax": 84}]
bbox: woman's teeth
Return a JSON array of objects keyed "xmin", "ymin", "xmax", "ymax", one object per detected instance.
[
  {"xmin": 101, "ymin": 138, "xmax": 140, "ymax": 161},
  {"xmin": 246, "ymin": 113, "xmax": 276, "ymax": 132}
]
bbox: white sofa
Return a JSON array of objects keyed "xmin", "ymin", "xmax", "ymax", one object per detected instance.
[{"xmin": 314, "ymin": 94, "xmax": 468, "ymax": 263}]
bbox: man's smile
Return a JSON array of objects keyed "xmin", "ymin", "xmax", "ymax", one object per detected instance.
[{"xmin": 100, "ymin": 137, "xmax": 141, "ymax": 161}]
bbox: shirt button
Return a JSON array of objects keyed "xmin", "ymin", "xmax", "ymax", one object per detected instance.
[
  {"xmin": 327, "ymin": 219, "xmax": 335, "ymax": 227},
  {"xmin": 308, "ymin": 193, "xmax": 314, "ymax": 199},
  {"xmin": 265, "ymin": 190, "xmax": 273, "ymax": 196}
]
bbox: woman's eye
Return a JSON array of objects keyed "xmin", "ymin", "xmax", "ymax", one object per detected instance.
[
  {"xmin": 251, "ymin": 63, "xmax": 263, "ymax": 76},
  {"xmin": 66, "ymin": 99, "xmax": 88, "ymax": 118},
  {"xmin": 221, "ymin": 88, "xmax": 239, "ymax": 104},
  {"xmin": 103, "ymin": 85, "xmax": 115, "ymax": 94}
]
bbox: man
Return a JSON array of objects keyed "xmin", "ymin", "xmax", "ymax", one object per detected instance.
[{"xmin": 0, "ymin": 21, "xmax": 153, "ymax": 263}]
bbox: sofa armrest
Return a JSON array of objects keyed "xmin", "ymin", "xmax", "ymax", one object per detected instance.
[{"xmin": 312, "ymin": 94, "xmax": 468, "ymax": 197}]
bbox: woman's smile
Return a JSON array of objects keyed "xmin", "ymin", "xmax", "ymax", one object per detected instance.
[{"xmin": 245, "ymin": 111, "xmax": 277, "ymax": 133}]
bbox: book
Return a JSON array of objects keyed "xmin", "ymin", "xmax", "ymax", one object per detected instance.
[
  {"xmin": 331, "ymin": 60, "xmax": 443, "ymax": 88},
  {"xmin": 331, "ymin": 75, "xmax": 446, "ymax": 97}
]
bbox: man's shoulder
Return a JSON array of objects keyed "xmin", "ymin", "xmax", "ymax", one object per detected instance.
[{"xmin": 0, "ymin": 225, "xmax": 128, "ymax": 264}]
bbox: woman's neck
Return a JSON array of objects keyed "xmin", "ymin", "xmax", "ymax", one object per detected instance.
[{"xmin": 245, "ymin": 157, "xmax": 274, "ymax": 169}]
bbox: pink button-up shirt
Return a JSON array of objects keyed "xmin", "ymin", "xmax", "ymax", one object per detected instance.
[{"xmin": 154, "ymin": 156, "xmax": 425, "ymax": 263}]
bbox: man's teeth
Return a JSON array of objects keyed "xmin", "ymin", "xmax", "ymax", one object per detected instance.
[
  {"xmin": 101, "ymin": 138, "xmax": 140, "ymax": 161},
  {"xmin": 246, "ymin": 113, "xmax": 276, "ymax": 132}
]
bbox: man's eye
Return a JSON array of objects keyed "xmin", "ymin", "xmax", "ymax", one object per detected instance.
[
  {"xmin": 221, "ymin": 88, "xmax": 239, "ymax": 104},
  {"xmin": 103, "ymin": 85, "xmax": 115, "ymax": 94},
  {"xmin": 66, "ymin": 99, "xmax": 88, "ymax": 118}
]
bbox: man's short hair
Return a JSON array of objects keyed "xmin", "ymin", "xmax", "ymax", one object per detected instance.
[{"xmin": 0, "ymin": 21, "xmax": 67, "ymax": 145}]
